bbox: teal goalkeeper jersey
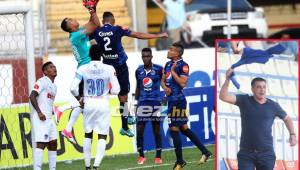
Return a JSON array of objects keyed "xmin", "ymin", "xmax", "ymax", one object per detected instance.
[{"xmin": 69, "ymin": 27, "xmax": 91, "ymax": 67}]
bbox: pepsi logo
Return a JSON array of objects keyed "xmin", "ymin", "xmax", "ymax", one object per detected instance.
[
  {"xmin": 166, "ymin": 72, "xmax": 172, "ymax": 81},
  {"xmin": 143, "ymin": 77, "xmax": 153, "ymax": 88}
]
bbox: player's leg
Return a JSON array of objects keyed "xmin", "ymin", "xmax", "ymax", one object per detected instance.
[
  {"xmin": 151, "ymin": 120, "xmax": 162, "ymax": 164},
  {"xmin": 180, "ymin": 124, "xmax": 212, "ymax": 164},
  {"xmin": 168, "ymin": 100, "xmax": 186, "ymax": 169},
  {"xmin": 54, "ymin": 80, "xmax": 83, "ymax": 124},
  {"xmin": 84, "ymin": 132, "xmax": 93, "ymax": 169},
  {"xmin": 117, "ymin": 64, "xmax": 134, "ymax": 137},
  {"xmin": 47, "ymin": 121, "xmax": 58, "ymax": 170},
  {"xmin": 47, "ymin": 140, "xmax": 57, "ymax": 170},
  {"xmin": 93, "ymin": 104, "xmax": 110, "ymax": 169},
  {"xmin": 34, "ymin": 142, "xmax": 46, "ymax": 170},
  {"xmin": 136, "ymin": 121, "xmax": 146, "ymax": 164},
  {"xmin": 61, "ymin": 107, "xmax": 82, "ymax": 144},
  {"xmin": 33, "ymin": 115, "xmax": 48, "ymax": 170},
  {"xmin": 170, "ymin": 126, "xmax": 186, "ymax": 170},
  {"xmin": 61, "ymin": 81, "xmax": 84, "ymax": 143},
  {"xmin": 93, "ymin": 134, "xmax": 107, "ymax": 169}
]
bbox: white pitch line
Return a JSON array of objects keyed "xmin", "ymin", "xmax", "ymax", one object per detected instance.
[{"xmin": 118, "ymin": 159, "xmax": 214, "ymax": 170}]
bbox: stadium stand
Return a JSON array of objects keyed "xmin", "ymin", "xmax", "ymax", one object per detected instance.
[
  {"xmin": 46, "ymin": 0, "xmax": 134, "ymax": 53},
  {"xmin": 217, "ymin": 41, "xmax": 298, "ymax": 170}
]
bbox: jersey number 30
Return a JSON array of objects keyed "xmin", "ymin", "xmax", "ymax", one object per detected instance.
[
  {"xmin": 104, "ymin": 37, "xmax": 112, "ymax": 51},
  {"xmin": 87, "ymin": 79, "xmax": 104, "ymax": 96}
]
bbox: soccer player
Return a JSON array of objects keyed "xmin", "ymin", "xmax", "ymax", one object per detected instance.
[
  {"xmin": 70, "ymin": 44, "xmax": 120, "ymax": 170},
  {"xmin": 135, "ymin": 48, "xmax": 163, "ymax": 164},
  {"xmin": 90, "ymin": 11, "xmax": 168, "ymax": 137},
  {"xmin": 57, "ymin": 4, "xmax": 100, "ymax": 143},
  {"xmin": 29, "ymin": 62, "xmax": 57, "ymax": 170},
  {"xmin": 162, "ymin": 43, "xmax": 212, "ymax": 170},
  {"xmin": 220, "ymin": 69, "xmax": 297, "ymax": 170}
]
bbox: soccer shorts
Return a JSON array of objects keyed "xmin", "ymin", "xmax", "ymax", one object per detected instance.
[
  {"xmin": 32, "ymin": 113, "xmax": 57, "ymax": 142},
  {"xmin": 167, "ymin": 99, "xmax": 188, "ymax": 127},
  {"xmin": 136, "ymin": 100, "xmax": 162, "ymax": 125},
  {"xmin": 114, "ymin": 63, "xmax": 130, "ymax": 96},
  {"xmin": 83, "ymin": 97, "xmax": 110, "ymax": 135}
]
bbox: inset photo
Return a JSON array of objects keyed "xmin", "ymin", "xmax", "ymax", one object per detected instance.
[{"xmin": 216, "ymin": 40, "xmax": 299, "ymax": 170}]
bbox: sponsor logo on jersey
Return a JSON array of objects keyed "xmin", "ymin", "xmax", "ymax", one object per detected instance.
[
  {"xmin": 34, "ymin": 84, "xmax": 39, "ymax": 90},
  {"xmin": 166, "ymin": 72, "xmax": 172, "ymax": 81},
  {"xmin": 143, "ymin": 77, "xmax": 153, "ymax": 88}
]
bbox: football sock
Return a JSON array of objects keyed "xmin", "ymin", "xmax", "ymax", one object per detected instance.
[
  {"xmin": 48, "ymin": 150, "xmax": 56, "ymax": 170},
  {"xmin": 120, "ymin": 102, "xmax": 128, "ymax": 130},
  {"xmin": 34, "ymin": 148, "xmax": 43, "ymax": 170},
  {"xmin": 93, "ymin": 139, "xmax": 106, "ymax": 167},
  {"xmin": 170, "ymin": 130, "xmax": 183, "ymax": 163},
  {"xmin": 83, "ymin": 138, "xmax": 92, "ymax": 167},
  {"xmin": 181, "ymin": 128, "xmax": 209, "ymax": 155},
  {"xmin": 137, "ymin": 124, "xmax": 145, "ymax": 157},
  {"xmin": 65, "ymin": 107, "xmax": 82, "ymax": 132}
]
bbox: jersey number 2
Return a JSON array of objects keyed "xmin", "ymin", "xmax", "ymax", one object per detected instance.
[
  {"xmin": 104, "ymin": 37, "xmax": 112, "ymax": 51},
  {"xmin": 87, "ymin": 79, "xmax": 104, "ymax": 96}
]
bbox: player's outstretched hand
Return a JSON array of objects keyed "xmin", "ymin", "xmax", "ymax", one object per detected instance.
[
  {"xmin": 159, "ymin": 32, "xmax": 168, "ymax": 38},
  {"xmin": 83, "ymin": 0, "xmax": 99, "ymax": 12},
  {"xmin": 289, "ymin": 134, "xmax": 297, "ymax": 146},
  {"xmin": 38, "ymin": 112, "xmax": 46, "ymax": 121}
]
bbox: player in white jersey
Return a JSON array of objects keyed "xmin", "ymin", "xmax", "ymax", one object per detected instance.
[
  {"xmin": 29, "ymin": 62, "xmax": 57, "ymax": 170},
  {"xmin": 70, "ymin": 45, "xmax": 120, "ymax": 170}
]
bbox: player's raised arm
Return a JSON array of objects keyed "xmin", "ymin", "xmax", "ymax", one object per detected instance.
[
  {"xmin": 84, "ymin": 9, "xmax": 100, "ymax": 35},
  {"xmin": 129, "ymin": 31, "xmax": 168, "ymax": 40},
  {"xmin": 109, "ymin": 67, "xmax": 120, "ymax": 95},
  {"xmin": 219, "ymin": 68, "xmax": 237, "ymax": 104}
]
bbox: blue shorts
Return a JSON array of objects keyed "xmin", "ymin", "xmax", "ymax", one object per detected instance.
[
  {"xmin": 167, "ymin": 99, "xmax": 188, "ymax": 127},
  {"xmin": 136, "ymin": 100, "xmax": 162, "ymax": 125},
  {"xmin": 114, "ymin": 63, "xmax": 130, "ymax": 96}
]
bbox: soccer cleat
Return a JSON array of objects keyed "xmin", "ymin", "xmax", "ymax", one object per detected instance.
[
  {"xmin": 119, "ymin": 128, "xmax": 134, "ymax": 137},
  {"xmin": 137, "ymin": 156, "xmax": 146, "ymax": 165},
  {"xmin": 61, "ymin": 129, "xmax": 77, "ymax": 144},
  {"xmin": 154, "ymin": 157, "xmax": 162, "ymax": 164},
  {"xmin": 53, "ymin": 106, "xmax": 63, "ymax": 125},
  {"xmin": 127, "ymin": 115, "xmax": 136, "ymax": 125},
  {"xmin": 92, "ymin": 166, "xmax": 98, "ymax": 170},
  {"xmin": 173, "ymin": 160, "xmax": 186, "ymax": 170},
  {"xmin": 86, "ymin": 167, "xmax": 91, "ymax": 170},
  {"xmin": 198, "ymin": 151, "xmax": 212, "ymax": 164}
]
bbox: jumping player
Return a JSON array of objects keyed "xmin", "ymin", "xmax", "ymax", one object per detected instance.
[
  {"xmin": 90, "ymin": 11, "xmax": 168, "ymax": 137},
  {"xmin": 29, "ymin": 62, "xmax": 58, "ymax": 170},
  {"xmin": 162, "ymin": 43, "xmax": 212, "ymax": 170},
  {"xmin": 135, "ymin": 48, "xmax": 163, "ymax": 164}
]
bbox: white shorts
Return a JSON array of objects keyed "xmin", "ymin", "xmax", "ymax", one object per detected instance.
[
  {"xmin": 83, "ymin": 97, "xmax": 110, "ymax": 135},
  {"xmin": 32, "ymin": 113, "xmax": 57, "ymax": 143}
]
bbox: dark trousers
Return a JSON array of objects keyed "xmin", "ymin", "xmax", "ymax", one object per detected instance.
[{"xmin": 237, "ymin": 149, "xmax": 276, "ymax": 170}]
